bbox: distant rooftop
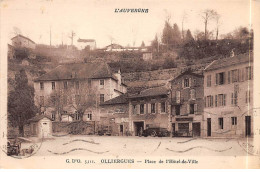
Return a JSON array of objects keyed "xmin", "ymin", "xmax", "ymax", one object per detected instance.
[
  {"xmin": 204, "ymin": 52, "xmax": 253, "ymax": 71},
  {"xmin": 77, "ymin": 38, "xmax": 95, "ymax": 43},
  {"xmin": 128, "ymin": 86, "xmax": 169, "ymax": 99},
  {"xmin": 34, "ymin": 62, "xmax": 118, "ymax": 82},
  {"xmin": 100, "ymin": 94, "xmax": 128, "ymax": 105},
  {"xmin": 11, "ymin": 34, "xmax": 36, "ymax": 44}
]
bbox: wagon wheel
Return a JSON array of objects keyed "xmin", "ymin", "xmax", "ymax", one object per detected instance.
[{"xmin": 150, "ymin": 130, "xmax": 157, "ymax": 137}]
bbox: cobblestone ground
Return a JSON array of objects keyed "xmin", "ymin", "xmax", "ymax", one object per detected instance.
[{"xmin": 21, "ymin": 135, "xmax": 257, "ymax": 157}]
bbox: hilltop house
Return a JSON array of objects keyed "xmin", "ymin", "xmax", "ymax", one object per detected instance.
[
  {"xmin": 33, "ymin": 62, "xmax": 127, "ymax": 122},
  {"xmin": 203, "ymin": 53, "xmax": 253, "ymax": 137},
  {"xmin": 11, "ymin": 34, "xmax": 36, "ymax": 49},
  {"xmin": 77, "ymin": 38, "xmax": 96, "ymax": 50}
]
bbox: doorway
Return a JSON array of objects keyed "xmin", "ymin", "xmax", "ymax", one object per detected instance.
[
  {"xmin": 207, "ymin": 118, "xmax": 211, "ymax": 137},
  {"xmin": 120, "ymin": 124, "xmax": 124, "ymax": 136},
  {"xmin": 245, "ymin": 116, "xmax": 251, "ymax": 137},
  {"xmin": 192, "ymin": 122, "xmax": 201, "ymax": 137},
  {"xmin": 133, "ymin": 121, "xmax": 144, "ymax": 136}
]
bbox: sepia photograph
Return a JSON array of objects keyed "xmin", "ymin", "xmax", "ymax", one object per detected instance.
[{"xmin": 0, "ymin": 0, "xmax": 259, "ymax": 169}]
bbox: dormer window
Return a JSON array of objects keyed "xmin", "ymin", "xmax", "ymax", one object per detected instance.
[{"xmin": 184, "ymin": 78, "xmax": 190, "ymax": 88}]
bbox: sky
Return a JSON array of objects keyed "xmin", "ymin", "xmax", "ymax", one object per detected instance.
[{"xmin": 0, "ymin": 0, "xmax": 252, "ymax": 48}]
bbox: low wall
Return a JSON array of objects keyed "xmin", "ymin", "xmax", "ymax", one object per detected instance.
[{"xmin": 52, "ymin": 121, "xmax": 96, "ymax": 135}]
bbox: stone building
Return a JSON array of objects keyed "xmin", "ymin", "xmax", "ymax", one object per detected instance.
[
  {"xmin": 169, "ymin": 71, "xmax": 204, "ymax": 137},
  {"xmin": 203, "ymin": 53, "xmax": 253, "ymax": 137},
  {"xmin": 11, "ymin": 34, "xmax": 36, "ymax": 49},
  {"xmin": 128, "ymin": 86, "xmax": 171, "ymax": 136},
  {"xmin": 99, "ymin": 94, "xmax": 129, "ymax": 136},
  {"xmin": 33, "ymin": 62, "xmax": 127, "ymax": 122}
]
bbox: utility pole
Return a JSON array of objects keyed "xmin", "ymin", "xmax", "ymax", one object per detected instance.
[
  {"xmin": 50, "ymin": 26, "xmax": 52, "ymax": 46},
  {"xmin": 69, "ymin": 31, "xmax": 76, "ymax": 46}
]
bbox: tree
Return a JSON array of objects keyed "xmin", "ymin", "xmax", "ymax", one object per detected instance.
[
  {"xmin": 181, "ymin": 11, "xmax": 188, "ymax": 40},
  {"xmin": 172, "ymin": 23, "xmax": 182, "ymax": 46},
  {"xmin": 233, "ymin": 27, "xmax": 250, "ymax": 39},
  {"xmin": 162, "ymin": 20, "xmax": 173, "ymax": 49},
  {"xmin": 8, "ymin": 69, "xmax": 37, "ymax": 136},
  {"xmin": 141, "ymin": 41, "xmax": 145, "ymax": 47},
  {"xmin": 151, "ymin": 34, "xmax": 159, "ymax": 52},
  {"xmin": 214, "ymin": 13, "xmax": 221, "ymax": 40},
  {"xmin": 185, "ymin": 29, "xmax": 194, "ymax": 43},
  {"xmin": 200, "ymin": 9, "xmax": 217, "ymax": 40}
]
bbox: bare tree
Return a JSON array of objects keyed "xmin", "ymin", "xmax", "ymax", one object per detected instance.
[
  {"xmin": 181, "ymin": 11, "xmax": 188, "ymax": 40},
  {"xmin": 200, "ymin": 9, "xmax": 217, "ymax": 40},
  {"xmin": 214, "ymin": 13, "xmax": 221, "ymax": 40}
]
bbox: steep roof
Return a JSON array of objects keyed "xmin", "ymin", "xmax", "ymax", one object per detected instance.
[
  {"xmin": 34, "ymin": 62, "xmax": 118, "ymax": 81},
  {"xmin": 28, "ymin": 114, "xmax": 52, "ymax": 122},
  {"xmin": 204, "ymin": 53, "xmax": 253, "ymax": 71},
  {"xmin": 128, "ymin": 86, "xmax": 169, "ymax": 99},
  {"xmin": 169, "ymin": 70, "xmax": 203, "ymax": 82},
  {"xmin": 100, "ymin": 94, "xmax": 128, "ymax": 105},
  {"xmin": 11, "ymin": 34, "xmax": 35, "ymax": 44}
]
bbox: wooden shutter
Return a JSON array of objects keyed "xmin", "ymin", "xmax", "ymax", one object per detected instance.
[
  {"xmin": 189, "ymin": 78, "xmax": 192, "ymax": 87},
  {"xmin": 158, "ymin": 102, "xmax": 161, "ymax": 114},
  {"xmin": 194, "ymin": 104, "xmax": 198, "ymax": 114},
  {"xmin": 147, "ymin": 103, "xmax": 151, "ymax": 113},
  {"xmin": 182, "ymin": 79, "xmax": 184, "ymax": 88},
  {"xmin": 215, "ymin": 73, "xmax": 218, "ymax": 85},
  {"xmin": 144, "ymin": 103, "xmax": 147, "ymax": 114},
  {"xmin": 228, "ymin": 71, "xmax": 231, "ymax": 84},
  {"xmin": 187, "ymin": 104, "xmax": 190, "ymax": 115},
  {"xmin": 137, "ymin": 104, "xmax": 140, "ymax": 114}
]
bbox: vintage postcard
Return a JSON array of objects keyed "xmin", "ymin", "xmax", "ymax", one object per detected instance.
[{"xmin": 0, "ymin": 0, "xmax": 259, "ymax": 169}]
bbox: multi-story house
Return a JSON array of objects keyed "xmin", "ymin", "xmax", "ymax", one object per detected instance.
[
  {"xmin": 99, "ymin": 94, "xmax": 129, "ymax": 136},
  {"xmin": 170, "ymin": 71, "xmax": 204, "ymax": 137},
  {"xmin": 203, "ymin": 53, "xmax": 253, "ymax": 137},
  {"xmin": 33, "ymin": 62, "xmax": 127, "ymax": 122},
  {"xmin": 11, "ymin": 34, "xmax": 36, "ymax": 49},
  {"xmin": 128, "ymin": 86, "xmax": 171, "ymax": 136}
]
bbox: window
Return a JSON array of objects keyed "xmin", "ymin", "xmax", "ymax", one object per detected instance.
[
  {"xmin": 231, "ymin": 69, "xmax": 239, "ymax": 83},
  {"xmin": 218, "ymin": 94, "xmax": 226, "ymax": 106},
  {"xmin": 246, "ymin": 91, "xmax": 251, "ymax": 103},
  {"xmin": 140, "ymin": 104, "xmax": 144, "ymax": 114},
  {"xmin": 40, "ymin": 82, "xmax": 44, "ymax": 90},
  {"xmin": 52, "ymin": 82, "xmax": 55, "ymax": 90},
  {"xmin": 175, "ymin": 105, "xmax": 180, "ymax": 116},
  {"xmin": 246, "ymin": 66, "xmax": 252, "ymax": 80},
  {"xmin": 151, "ymin": 103, "xmax": 155, "ymax": 113},
  {"xmin": 40, "ymin": 96, "xmax": 44, "ymax": 106},
  {"xmin": 216, "ymin": 72, "xmax": 225, "ymax": 85},
  {"xmin": 190, "ymin": 89, "xmax": 195, "ymax": 100},
  {"xmin": 100, "ymin": 80, "xmax": 104, "ymax": 87},
  {"xmin": 231, "ymin": 117, "xmax": 237, "ymax": 125},
  {"xmin": 100, "ymin": 94, "xmax": 104, "ymax": 103},
  {"xmin": 75, "ymin": 95, "xmax": 80, "ymax": 105},
  {"xmin": 176, "ymin": 91, "xmax": 181, "ymax": 103},
  {"xmin": 64, "ymin": 81, "xmax": 68, "ymax": 89},
  {"xmin": 207, "ymin": 75, "xmax": 211, "ymax": 87},
  {"xmin": 228, "ymin": 71, "xmax": 231, "ymax": 84},
  {"xmin": 133, "ymin": 105, "xmax": 137, "ymax": 114},
  {"xmin": 215, "ymin": 95, "xmax": 218, "ymax": 107},
  {"xmin": 184, "ymin": 78, "xmax": 190, "ymax": 88},
  {"xmin": 75, "ymin": 81, "xmax": 79, "ymax": 89},
  {"xmin": 75, "ymin": 111, "xmax": 80, "ymax": 120},
  {"xmin": 51, "ymin": 111, "xmax": 56, "ymax": 120},
  {"xmin": 88, "ymin": 79, "xmax": 92, "ymax": 87},
  {"xmin": 63, "ymin": 95, "xmax": 67, "ymax": 105},
  {"xmin": 231, "ymin": 92, "xmax": 238, "ymax": 106},
  {"xmin": 218, "ymin": 118, "xmax": 224, "ymax": 129},
  {"xmin": 87, "ymin": 113, "xmax": 92, "ymax": 120},
  {"xmin": 190, "ymin": 104, "xmax": 195, "ymax": 114},
  {"xmin": 206, "ymin": 95, "xmax": 213, "ymax": 107},
  {"xmin": 161, "ymin": 102, "xmax": 166, "ymax": 113},
  {"xmin": 51, "ymin": 96, "xmax": 56, "ymax": 106}
]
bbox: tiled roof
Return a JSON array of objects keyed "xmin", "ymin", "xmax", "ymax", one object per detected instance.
[
  {"xmin": 169, "ymin": 70, "xmax": 203, "ymax": 82},
  {"xmin": 28, "ymin": 114, "xmax": 52, "ymax": 122},
  {"xmin": 128, "ymin": 86, "xmax": 169, "ymax": 99},
  {"xmin": 11, "ymin": 34, "xmax": 35, "ymax": 44},
  {"xmin": 100, "ymin": 94, "xmax": 128, "ymax": 105},
  {"xmin": 204, "ymin": 53, "xmax": 253, "ymax": 71},
  {"xmin": 34, "ymin": 62, "xmax": 118, "ymax": 81}
]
